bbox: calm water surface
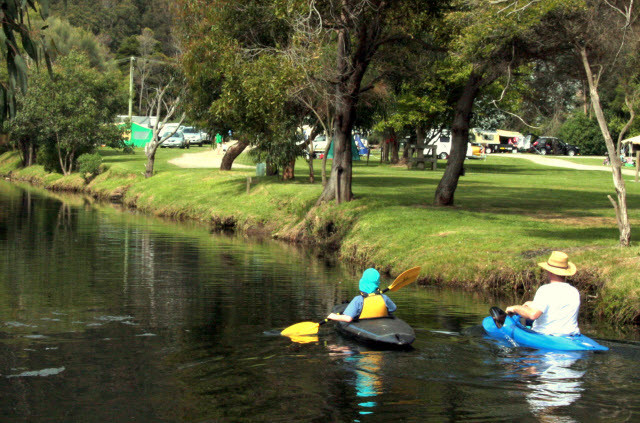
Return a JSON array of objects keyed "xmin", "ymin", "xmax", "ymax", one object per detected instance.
[{"xmin": 1, "ymin": 180, "xmax": 639, "ymax": 422}]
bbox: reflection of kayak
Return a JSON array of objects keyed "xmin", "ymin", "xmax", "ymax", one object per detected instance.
[
  {"xmin": 483, "ymin": 314, "xmax": 608, "ymax": 351},
  {"xmin": 332, "ymin": 304, "xmax": 415, "ymax": 348}
]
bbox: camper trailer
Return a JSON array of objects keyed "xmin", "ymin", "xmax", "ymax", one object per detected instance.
[
  {"xmin": 471, "ymin": 129, "xmax": 522, "ymax": 154},
  {"xmin": 423, "ymin": 130, "xmax": 483, "ymax": 159}
]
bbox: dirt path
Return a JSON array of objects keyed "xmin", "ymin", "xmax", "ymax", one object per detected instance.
[
  {"xmin": 518, "ymin": 154, "xmax": 638, "ymax": 177},
  {"xmin": 168, "ymin": 148, "xmax": 254, "ymax": 169}
]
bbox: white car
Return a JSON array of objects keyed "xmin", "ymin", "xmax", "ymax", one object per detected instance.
[
  {"xmin": 182, "ymin": 126, "xmax": 208, "ymax": 147},
  {"xmin": 161, "ymin": 131, "xmax": 188, "ymax": 148}
]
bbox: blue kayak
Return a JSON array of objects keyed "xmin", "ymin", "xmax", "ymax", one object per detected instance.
[{"xmin": 482, "ymin": 314, "xmax": 608, "ymax": 351}]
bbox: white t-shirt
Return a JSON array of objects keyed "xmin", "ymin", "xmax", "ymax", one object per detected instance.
[{"xmin": 530, "ymin": 282, "xmax": 580, "ymax": 336}]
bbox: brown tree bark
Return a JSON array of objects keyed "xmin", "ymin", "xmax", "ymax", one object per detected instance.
[
  {"xmin": 415, "ymin": 126, "xmax": 426, "ymax": 170},
  {"xmin": 434, "ymin": 71, "xmax": 484, "ymax": 206},
  {"xmin": 317, "ymin": 5, "xmax": 386, "ymax": 204},
  {"xmin": 580, "ymin": 47, "xmax": 631, "ymax": 246},
  {"xmin": 283, "ymin": 159, "xmax": 295, "ymax": 180},
  {"xmin": 390, "ymin": 129, "xmax": 399, "ymax": 164},
  {"xmin": 220, "ymin": 139, "xmax": 249, "ymax": 171},
  {"xmin": 145, "ymin": 147, "xmax": 157, "ymax": 178}
]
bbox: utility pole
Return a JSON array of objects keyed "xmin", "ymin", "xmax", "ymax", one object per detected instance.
[{"xmin": 128, "ymin": 56, "xmax": 134, "ymax": 122}]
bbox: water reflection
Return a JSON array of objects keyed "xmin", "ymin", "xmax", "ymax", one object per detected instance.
[
  {"xmin": 502, "ymin": 350, "xmax": 587, "ymax": 422},
  {"xmin": 327, "ymin": 344, "xmax": 385, "ymax": 420},
  {"xmin": 3, "ymin": 180, "xmax": 640, "ymax": 422}
]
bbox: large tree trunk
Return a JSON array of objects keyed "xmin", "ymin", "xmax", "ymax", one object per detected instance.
[
  {"xmin": 144, "ymin": 143, "xmax": 159, "ymax": 178},
  {"xmin": 580, "ymin": 48, "xmax": 631, "ymax": 246},
  {"xmin": 434, "ymin": 72, "xmax": 484, "ymax": 206},
  {"xmin": 316, "ymin": 6, "xmax": 384, "ymax": 204},
  {"xmin": 390, "ymin": 129, "xmax": 399, "ymax": 164},
  {"xmin": 283, "ymin": 159, "xmax": 295, "ymax": 180},
  {"xmin": 415, "ymin": 126, "xmax": 426, "ymax": 170},
  {"xmin": 317, "ymin": 30, "xmax": 357, "ymax": 204},
  {"xmin": 145, "ymin": 152, "xmax": 156, "ymax": 178},
  {"xmin": 220, "ymin": 139, "xmax": 249, "ymax": 171},
  {"xmin": 317, "ymin": 105, "xmax": 355, "ymax": 203}
]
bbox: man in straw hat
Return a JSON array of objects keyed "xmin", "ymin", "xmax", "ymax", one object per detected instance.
[{"xmin": 506, "ymin": 251, "xmax": 580, "ymax": 336}]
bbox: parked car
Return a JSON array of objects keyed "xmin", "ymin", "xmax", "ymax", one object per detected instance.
[
  {"xmin": 182, "ymin": 126, "xmax": 208, "ymax": 146},
  {"xmin": 531, "ymin": 137, "xmax": 580, "ymax": 156},
  {"xmin": 161, "ymin": 130, "xmax": 189, "ymax": 148}
]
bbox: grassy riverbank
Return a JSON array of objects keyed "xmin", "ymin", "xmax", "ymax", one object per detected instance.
[{"xmin": 2, "ymin": 148, "xmax": 639, "ymax": 323}]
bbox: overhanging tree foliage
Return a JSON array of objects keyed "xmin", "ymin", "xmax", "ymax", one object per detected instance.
[{"xmin": 0, "ymin": 0, "xmax": 53, "ymax": 125}]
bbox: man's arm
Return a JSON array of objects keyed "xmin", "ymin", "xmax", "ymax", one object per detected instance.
[{"xmin": 506, "ymin": 304, "xmax": 542, "ymax": 320}]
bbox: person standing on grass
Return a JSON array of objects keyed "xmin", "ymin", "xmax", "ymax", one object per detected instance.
[
  {"xmin": 506, "ymin": 251, "xmax": 580, "ymax": 336},
  {"xmin": 215, "ymin": 133, "xmax": 223, "ymax": 153}
]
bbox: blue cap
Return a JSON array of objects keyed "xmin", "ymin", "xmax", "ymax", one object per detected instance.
[{"xmin": 359, "ymin": 268, "xmax": 381, "ymax": 294}]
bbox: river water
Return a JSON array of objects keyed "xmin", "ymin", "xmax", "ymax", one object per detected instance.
[{"xmin": 1, "ymin": 180, "xmax": 639, "ymax": 422}]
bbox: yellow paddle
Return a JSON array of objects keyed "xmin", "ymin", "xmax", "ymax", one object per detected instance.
[{"xmin": 280, "ymin": 266, "xmax": 421, "ymax": 337}]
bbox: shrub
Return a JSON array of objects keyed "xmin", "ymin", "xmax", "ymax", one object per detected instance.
[
  {"xmin": 77, "ymin": 153, "xmax": 103, "ymax": 181},
  {"xmin": 557, "ymin": 112, "xmax": 606, "ymax": 155}
]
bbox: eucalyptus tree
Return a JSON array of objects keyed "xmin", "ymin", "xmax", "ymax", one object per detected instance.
[
  {"xmin": 178, "ymin": 0, "xmax": 303, "ymax": 172},
  {"xmin": 281, "ymin": 0, "xmax": 451, "ymax": 204},
  {"xmin": 143, "ymin": 80, "xmax": 185, "ymax": 178},
  {"xmin": 566, "ymin": 0, "xmax": 640, "ymax": 246},
  {"xmin": 433, "ymin": 0, "xmax": 572, "ymax": 206},
  {"xmin": 0, "ymin": 1, "xmax": 53, "ymax": 125}
]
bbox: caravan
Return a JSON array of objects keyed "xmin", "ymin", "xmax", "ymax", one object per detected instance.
[
  {"xmin": 471, "ymin": 129, "xmax": 522, "ymax": 154},
  {"xmin": 423, "ymin": 130, "xmax": 483, "ymax": 159}
]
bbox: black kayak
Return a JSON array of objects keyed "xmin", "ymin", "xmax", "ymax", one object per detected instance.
[{"xmin": 331, "ymin": 304, "xmax": 415, "ymax": 348}]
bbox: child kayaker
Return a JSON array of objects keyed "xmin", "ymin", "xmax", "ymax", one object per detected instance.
[
  {"xmin": 327, "ymin": 268, "xmax": 397, "ymax": 323},
  {"xmin": 506, "ymin": 251, "xmax": 580, "ymax": 336}
]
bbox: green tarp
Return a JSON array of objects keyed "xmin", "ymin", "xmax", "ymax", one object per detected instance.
[
  {"xmin": 327, "ymin": 137, "xmax": 360, "ymax": 160},
  {"xmin": 129, "ymin": 122, "xmax": 153, "ymax": 147}
]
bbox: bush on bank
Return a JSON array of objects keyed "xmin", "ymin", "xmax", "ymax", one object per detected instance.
[{"xmin": 1, "ymin": 148, "xmax": 639, "ymax": 324}]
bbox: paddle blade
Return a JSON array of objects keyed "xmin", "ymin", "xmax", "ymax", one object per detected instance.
[
  {"xmin": 387, "ymin": 266, "xmax": 421, "ymax": 292},
  {"xmin": 281, "ymin": 321, "xmax": 320, "ymax": 337},
  {"xmin": 489, "ymin": 307, "xmax": 507, "ymax": 328}
]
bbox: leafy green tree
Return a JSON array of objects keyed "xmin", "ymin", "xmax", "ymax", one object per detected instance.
[
  {"xmin": 9, "ymin": 52, "xmax": 126, "ymax": 174},
  {"xmin": 116, "ymin": 36, "xmax": 139, "ymax": 60},
  {"xmin": 50, "ymin": 0, "xmax": 141, "ymax": 51},
  {"xmin": 557, "ymin": 112, "xmax": 605, "ymax": 155},
  {"xmin": 179, "ymin": 0, "xmax": 303, "ymax": 172},
  {"xmin": 434, "ymin": 0, "xmax": 574, "ymax": 206},
  {"xmin": 42, "ymin": 16, "xmax": 114, "ymax": 70},
  {"xmin": 297, "ymin": 0, "xmax": 451, "ymax": 204}
]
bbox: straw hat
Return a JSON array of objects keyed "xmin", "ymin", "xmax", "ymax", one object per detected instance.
[{"xmin": 538, "ymin": 251, "xmax": 577, "ymax": 276}]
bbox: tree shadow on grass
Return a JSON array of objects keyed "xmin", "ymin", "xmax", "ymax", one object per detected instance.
[
  {"xmin": 355, "ymin": 184, "xmax": 640, "ymax": 216},
  {"xmin": 522, "ymin": 226, "xmax": 620, "ymax": 241}
]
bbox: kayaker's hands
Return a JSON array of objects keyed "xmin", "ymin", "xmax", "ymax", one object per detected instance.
[{"xmin": 505, "ymin": 306, "xmax": 516, "ymax": 315}]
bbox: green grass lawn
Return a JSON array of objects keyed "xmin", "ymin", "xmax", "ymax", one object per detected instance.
[
  {"xmin": 552, "ymin": 156, "xmax": 608, "ymax": 166},
  {"xmin": 2, "ymin": 148, "xmax": 639, "ymax": 322}
]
